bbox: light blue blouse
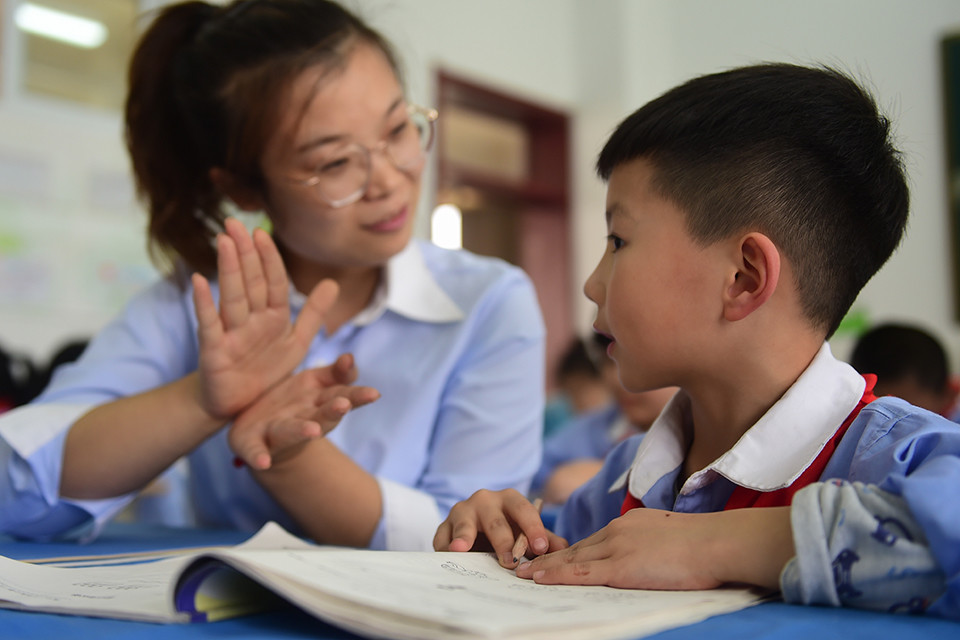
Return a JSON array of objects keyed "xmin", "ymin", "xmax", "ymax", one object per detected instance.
[{"xmin": 0, "ymin": 240, "xmax": 546, "ymax": 550}]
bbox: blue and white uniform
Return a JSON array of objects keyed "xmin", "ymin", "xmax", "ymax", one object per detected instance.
[{"xmin": 555, "ymin": 344, "xmax": 960, "ymax": 618}]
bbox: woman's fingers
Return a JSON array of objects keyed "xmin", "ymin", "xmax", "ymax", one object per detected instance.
[
  {"xmin": 332, "ymin": 353, "xmax": 358, "ymax": 385},
  {"xmin": 225, "ymin": 218, "xmax": 268, "ymax": 312},
  {"xmin": 310, "ymin": 387, "xmax": 379, "ymax": 433},
  {"xmin": 232, "ymin": 432, "xmax": 273, "ymax": 471},
  {"xmin": 216, "ymin": 233, "xmax": 249, "ymax": 329},
  {"xmin": 192, "ymin": 273, "xmax": 223, "ymax": 348},
  {"xmin": 254, "ymin": 227, "xmax": 291, "ymax": 310},
  {"xmin": 294, "ymin": 279, "xmax": 339, "ymax": 345}
]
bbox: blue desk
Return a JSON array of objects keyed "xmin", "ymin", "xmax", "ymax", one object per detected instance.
[{"xmin": 1, "ymin": 524, "xmax": 955, "ymax": 639}]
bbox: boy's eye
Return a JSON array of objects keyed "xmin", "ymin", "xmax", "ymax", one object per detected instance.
[{"xmin": 607, "ymin": 234, "xmax": 624, "ymax": 252}]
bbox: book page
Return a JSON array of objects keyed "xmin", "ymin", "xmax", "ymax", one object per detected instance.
[
  {"xmin": 0, "ymin": 522, "xmax": 314, "ymax": 622},
  {"xmin": 0, "ymin": 552, "xmax": 193, "ymax": 622},
  {"xmin": 201, "ymin": 547, "xmax": 770, "ymax": 640},
  {"xmin": 0, "ymin": 523, "xmax": 770, "ymax": 639}
]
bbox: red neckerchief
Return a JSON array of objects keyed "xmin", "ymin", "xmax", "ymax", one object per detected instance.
[{"xmin": 621, "ymin": 374, "xmax": 878, "ymax": 515}]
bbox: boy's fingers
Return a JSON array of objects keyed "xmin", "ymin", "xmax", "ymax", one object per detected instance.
[
  {"xmin": 546, "ymin": 531, "xmax": 570, "ymax": 552},
  {"xmin": 294, "ymin": 279, "xmax": 339, "ymax": 345},
  {"xmin": 474, "ymin": 497, "xmax": 523, "ymax": 567},
  {"xmin": 226, "ymin": 218, "xmax": 268, "ymax": 312},
  {"xmin": 447, "ymin": 537, "xmax": 474, "ymax": 553},
  {"xmin": 516, "ymin": 533, "xmax": 604, "ymax": 580},
  {"xmin": 505, "ymin": 499, "xmax": 550, "ymax": 557},
  {"xmin": 520, "ymin": 544, "xmax": 613, "ymax": 585},
  {"xmin": 216, "ymin": 234, "xmax": 249, "ymax": 329},
  {"xmin": 448, "ymin": 518, "xmax": 481, "ymax": 552},
  {"xmin": 433, "ymin": 521, "xmax": 453, "ymax": 551}
]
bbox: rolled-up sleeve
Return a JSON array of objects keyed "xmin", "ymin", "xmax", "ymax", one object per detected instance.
[
  {"xmin": 0, "ymin": 404, "xmax": 133, "ymax": 539},
  {"xmin": 369, "ymin": 477, "xmax": 444, "ymax": 551},
  {"xmin": 0, "ymin": 279, "xmax": 195, "ymax": 540},
  {"xmin": 782, "ymin": 480, "xmax": 946, "ymax": 613}
]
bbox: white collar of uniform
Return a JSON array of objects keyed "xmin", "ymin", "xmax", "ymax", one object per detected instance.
[
  {"xmin": 611, "ymin": 342, "xmax": 866, "ymax": 498},
  {"xmin": 289, "ymin": 240, "xmax": 464, "ymax": 327}
]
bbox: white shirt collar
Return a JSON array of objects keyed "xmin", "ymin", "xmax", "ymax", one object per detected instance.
[
  {"xmin": 611, "ymin": 342, "xmax": 866, "ymax": 498},
  {"xmin": 290, "ymin": 241, "xmax": 464, "ymax": 327}
]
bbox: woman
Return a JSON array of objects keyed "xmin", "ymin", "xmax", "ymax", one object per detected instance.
[{"xmin": 0, "ymin": 0, "xmax": 544, "ymax": 550}]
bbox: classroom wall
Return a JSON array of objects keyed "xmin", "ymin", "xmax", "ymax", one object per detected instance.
[
  {"xmin": 2, "ymin": 0, "xmax": 960, "ymax": 371},
  {"xmin": 610, "ymin": 0, "xmax": 960, "ymax": 362}
]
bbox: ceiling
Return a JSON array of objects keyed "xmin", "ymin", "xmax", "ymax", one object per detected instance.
[{"xmin": 18, "ymin": 0, "xmax": 140, "ymax": 110}]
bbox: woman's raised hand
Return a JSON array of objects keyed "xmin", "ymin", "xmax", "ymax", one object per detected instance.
[{"xmin": 192, "ymin": 218, "xmax": 335, "ymax": 420}]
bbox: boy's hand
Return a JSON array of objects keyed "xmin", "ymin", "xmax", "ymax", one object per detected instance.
[
  {"xmin": 229, "ymin": 353, "xmax": 380, "ymax": 470},
  {"xmin": 433, "ymin": 489, "xmax": 568, "ymax": 568},
  {"xmin": 192, "ymin": 218, "xmax": 336, "ymax": 420},
  {"xmin": 515, "ymin": 506, "xmax": 793, "ymax": 590}
]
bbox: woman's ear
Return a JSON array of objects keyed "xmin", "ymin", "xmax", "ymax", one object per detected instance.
[
  {"xmin": 209, "ymin": 167, "xmax": 265, "ymax": 212},
  {"xmin": 723, "ymin": 232, "xmax": 780, "ymax": 322}
]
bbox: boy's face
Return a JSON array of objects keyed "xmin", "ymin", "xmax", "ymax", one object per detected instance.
[{"xmin": 584, "ymin": 157, "xmax": 728, "ymax": 393}]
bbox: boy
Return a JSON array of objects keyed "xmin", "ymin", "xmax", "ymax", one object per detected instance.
[
  {"xmin": 850, "ymin": 323, "xmax": 959, "ymax": 416},
  {"xmin": 434, "ymin": 64, "xmax": 960, "ymax": 618},
  {"xmin": 533, "ymin": 334, "xmax": 677, "ymax": 505}
]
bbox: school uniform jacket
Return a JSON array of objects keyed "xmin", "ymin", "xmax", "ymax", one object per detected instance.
[{"xmin": 555, "ymin": 343, "xmax": 960, "ymax": 619}]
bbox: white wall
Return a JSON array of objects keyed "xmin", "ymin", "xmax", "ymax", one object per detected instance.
[
  {"xmin": 2, "ymin": 0, "xmax": 960, "ymax": 371},
  {"xmin": 614, "ymin": 0, "xmax": 960, "ymax": 362}
]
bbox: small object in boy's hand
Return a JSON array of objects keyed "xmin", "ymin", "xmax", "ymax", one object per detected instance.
[{"xmin": 511, "ymin": 498, "xmax": 544, "ymax": 562}]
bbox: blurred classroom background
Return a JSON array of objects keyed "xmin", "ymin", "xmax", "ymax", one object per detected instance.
[{"xmin": 3, "ymin": 0, "xmax": 960, "ymax": 400}]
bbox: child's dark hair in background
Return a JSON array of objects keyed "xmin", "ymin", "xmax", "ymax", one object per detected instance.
[{"xmin": 850, "ymin": 323, "xmax": 958, "ymax": 415}]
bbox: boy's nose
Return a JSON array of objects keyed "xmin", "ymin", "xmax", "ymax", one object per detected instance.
[{"xmin": 584, "ymin": 264, "xmax": 603, "ymax": 305}]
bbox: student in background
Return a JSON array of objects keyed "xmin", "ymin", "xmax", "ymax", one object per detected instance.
[
  {"xmin": 0, "ymin": 344, "xmax": 39, "ymax": 413},
  {"xmin": 0, "ymin": 339, "xmax": 87, "ymax": 413},
  {"xmin": 543, "ymin": 336, "xmax": 613, "ymax": 438},
  {"xmin": 435, "ymin": 64, "xmax": 960, "ymax": 619},
  {"xmin": 849, "ymin": 323, "xmax": 959, "ymax": 417},
  {"xmin": 0, "ymin": 0, "xmax": 544, "ymax": 550},
  {"xmin": 533, "ymin": 333, "xmax": 677, "ymax": 505}
]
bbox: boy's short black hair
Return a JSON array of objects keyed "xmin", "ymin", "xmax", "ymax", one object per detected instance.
[
  {"xmin": 597, "ymin": 64, "xmax": 909, "ymax": 337},
  {"xmin": 850, "ymin": 323, "xmax": 950, "ymax": 393}
]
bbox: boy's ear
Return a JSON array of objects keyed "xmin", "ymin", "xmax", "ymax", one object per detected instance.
[
  {"xmin": 723, "ymin": 232, "xmax": 780, "ymax": 322},
  {"xmin": 209, "ymin": 167, "xmax": 265, "ymax": 212}
]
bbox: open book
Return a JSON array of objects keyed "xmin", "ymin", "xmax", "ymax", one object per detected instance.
[{"xmin": 0, "ymin": 522, "xmax": 771, "ymax": 640}]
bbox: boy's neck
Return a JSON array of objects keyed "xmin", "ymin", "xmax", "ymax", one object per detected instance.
[{"xmin": 681, "ymin": 329, "xmax": 824, "ymax": 478}]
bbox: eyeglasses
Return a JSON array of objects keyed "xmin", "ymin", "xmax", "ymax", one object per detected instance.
[{"xmin": 288, "ymin": 104, "xmax": 438, "ymax": 208}]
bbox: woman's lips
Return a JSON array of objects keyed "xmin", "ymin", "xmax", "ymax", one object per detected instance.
[{"xmin": 365, "ymin": 206, "xmax": 408, "ymax": 233}]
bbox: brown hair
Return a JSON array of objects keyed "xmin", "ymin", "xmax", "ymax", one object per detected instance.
[{"xmin": 125, "ymin": 0, "xmax": 400, "ymax": 279}]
